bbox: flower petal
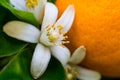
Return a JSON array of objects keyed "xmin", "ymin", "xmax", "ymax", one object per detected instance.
[
  {"xmin": 76, "ymin": 66, "xmax": 101, "ymax": 80},
  {"xmin": 3, "ymin": 21, "xmax": 40, "ymax": 43},
  {"xmin": 10, "ymin": 0, "xmax": 46, "ymax": 23},
  {"xmin": 30, "ymin": 43, "xmax": 51, "ymax": 79},
  {"xmin": 69, "ymin": 46, "xmax": 86, "ymax": 64},
  {"xmin": 28, "ymin": 0, "xmax": 46, "ymax": 24},
  {"xmin": 41, "ymin": 2, "xmax": 58, "ymax": 31},
  {"xmin": 10, "ymin": 0, "xmax": 27, "ymax": 10},
  {"xmin": 39, "ymin": 30, "xmax": 53, "ymax": 46},
  {"xmin": 54, "ymin": 5, "xmax": 75, "ymax": 32},
  {"xmin": 50, "ymin": 46, "xmax": 70, "ymax": 66}
]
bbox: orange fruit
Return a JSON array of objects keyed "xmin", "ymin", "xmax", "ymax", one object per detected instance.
[{"xmin": 56, "ymin": 0, "xmax": 120, "ymax": 77}]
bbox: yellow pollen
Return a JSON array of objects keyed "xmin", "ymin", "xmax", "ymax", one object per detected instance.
[
  {"xmin": 62, "ymin": 41, "xmax": 70, "ymax": 44},
  {"xmin": 63, "ymin": 32, "xmax": 67, "ymax": 35},
  {"xmin": 67, "ymin": 74, "xmax": 73, "ymax": 80},
  {"xmin": 63, "ymin": 36, "xmax": 68, "ymax": 40},
  {"xmin": 57, "ymin": 25, "xmax": 63, "ymax": 34},
  {"xmin": 26, "ymin": 0, "xmax": 38, "ymax": 9},
  {"xmin": 48, "ymin": 33, "xmax": 59, "ymax": 42},
  {"xmin": 45, "ymin": 25, "xmax": 70, "ymax": 46},
  {"xmin": 57, "ymin": 25, "xmax": 63, "ymax": 30},
  {"xmin": 65, "ymin": 67, "xmax": 79, "ymax": 80}
]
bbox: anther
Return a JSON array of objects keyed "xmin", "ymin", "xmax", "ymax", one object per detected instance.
[
  {"xmin": 65, "ymin": 66, "xmax": 79, "ymax": 80},
  {"xmin": 63, "ymin": 32, "xmax": 67, "ymax": 35},
  {"xmin": 63, "ymin": 36, "xmax": 68, "ymax": 40},
  {"xmin": 62, "ymin": 41, "xmax": 70, "ymax": 44},
  {"xmin": 57, "ymin": 25, "xmax": 63, "ymax": 30},
  {"xmin": 26, "ymin": 0, "xmax": 38, "ymax": 9}
]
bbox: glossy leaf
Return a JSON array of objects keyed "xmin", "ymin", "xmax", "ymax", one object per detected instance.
[
  {"xmin": 0, "ymin": 49, "xmax": 66, "ymax": 80},
  {"xmin": 38, "ymin": 56, "xmax": 66, "ymax": 80},
  {"xmin": 0, "ymin": 55, "xmax": 14, "ymax": 71},
  {"xmin": 0, "ymin": 0, "xmax": 39, "ymax": 27},
  {"xmin": 0, "ymin": 6, "xmax": 17, "ymax": 31},
  {"xmin": 0, "ymin": 49, "xmax": 33, "ymax": 80},
  {"xmin": 48, "ymin": 0, "xmax": 56, "ymax": 3},
  {"xmin": 0, "ymin": 33, "xmax": 27, "ymax": 57},
  {"xmin": 0, "ymin": 6, "xmax": 27, "ymax": 57}
]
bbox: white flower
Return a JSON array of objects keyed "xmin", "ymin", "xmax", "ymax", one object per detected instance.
[
  {"xmin": 65, "ymin": 46, "xmax": 101, "ymax": 80},
  {"xmin": 3, "ymin": 2, "xmax": 75, "ymax": 79},
  {"xmin": 10, "ymin": 0, "xmax": 46, "ymax": 24}
]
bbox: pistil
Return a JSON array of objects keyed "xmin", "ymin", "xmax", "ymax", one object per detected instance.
[{"xmin": 46, "ymin": 25, "xmax": 69, "ymax": 46}]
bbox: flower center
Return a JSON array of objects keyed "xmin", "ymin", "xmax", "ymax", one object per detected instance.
[
  {"xmin": 26, "ymin": 0, "xmax": 38, "ymax": 9},
  {"xmin": 65, "ymin": 66, "xmax": 79, "ymax": 80},
  {"xmin": 46, "ymin": 25, "xmax": 69, "ymax": 46},
  {"xmin": 48, "ymin": 32, "xmax": 59, "ymax": 42}
]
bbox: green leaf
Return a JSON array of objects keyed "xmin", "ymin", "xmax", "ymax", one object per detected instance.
[
  {"xmin": 0, "ymin": 0, "xmax": 39, "ymax": 27},
  {"xmin": 0, "ymin": 49, "xmax": 32, "ymax": 80},
  {"xmin": 0, "ymin": 6, "xmax": 17, "ymax": 31},
  {"xmin": 0, "ymin": 49, "xmax": 66, "ymax": 80},
  {"xmin": 0, "ymin": 2, "xmax": 66, "ymax": 80},
  {"xmin": 38, "ymin": 57, "xmax": 66, "ymax": 80},
  {"xmin": 48, "ymin": 0, "xmax": 56, "ymax": 3},
  {"xmin": 0, "ymin": 55, "xmax": 14, "ymax": 71},
  {"xmin": 0, "ymin": 32, "xmax": 27, "ymax": 57},
  {"xmin": 0, "ymin": 6, "xmax": 28, "ymax": 57}
]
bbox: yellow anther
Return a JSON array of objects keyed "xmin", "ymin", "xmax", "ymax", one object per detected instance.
[
  {"xmin": 65, "ymin": 66, "xmax": 79, "ymax": 80},
  {"xmin": 47, "ymin": 27, "xmax": 51, "ymax": 31},
  {"xmin": 63, "ymin": 36, "xmax": 68, "ymax": 40},
  {"xmin": 45, "ymin": 25, "xmax": 70, "ymax": 46},
  {"xmin": 46, "ymin": 25, "xmax": 50, "ymax": 29},
  {"xmin": 57, "ymin": 25, "xmax": 63, "ymax": 30},
  {"xmin": 63, "ymin": 32, "xmax": 67, "ymax": 35},
  {"xmin": 62, "ymin": 41, "xmax": 70, "ymax": 44},
  {"xmin": 67, "ymin": 74, "xmax": 73, "ymax": 80},
  {"xmin": 26, "ymin": 0, "xmax": 38, "ymax": 9},
  {"xmin": 65, "ymin": 36, "xmax": 68, "ymax": 38}
]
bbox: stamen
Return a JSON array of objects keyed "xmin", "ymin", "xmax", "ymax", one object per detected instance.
[
  {"xmin": 63, "ymin": 32, "xmax": 67, "ymax": 35},
  {"xmin": 65, "ymin": 66, "xmax": 79, "ymax": 80},
  {"xmin": 45, "ymin": 25, "xmax": 70, "ymax": 46},
  {"xmin": 59, "ymin": 44, "xmax": 64, "ymax": 47},
  {"xmin": 62, "ymin": 41, "xmax": 70, "ymax": 44},
  {"xmin": 63, "ymin": 36, "xmax": 68, "ymax": 40},
  {"xmin": 57, "ymin": 25, "xmax": 63, "ymax": 30},
  {"xmin": 26, "ymin": 0, "xmax": 38, "ymax": 9},
  {"xmin": 46, "ymin": 26, "xmax": 51, "ymax": 31},
  {"xmin": 48, "ymin": 32, "xmax": 59, "ymax": 42}
]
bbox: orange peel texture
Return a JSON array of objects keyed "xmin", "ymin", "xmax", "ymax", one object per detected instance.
[{"xmin": 56, "ymin": 0, "xmax": 120, "ymax": 77}]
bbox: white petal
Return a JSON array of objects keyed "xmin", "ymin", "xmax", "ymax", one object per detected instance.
[
  {"xmin": 50, "ymin": 46, "xmax": 70, "ymax": 66},
  {"xmin": 30, "ymin": 43, "xmax": 51, "ymax": 79},
  {"xmin": 3, "ymin": 21, "xmax": 40, "ymax": 43},
  {"xmin": 28, "ymin": 0, "xmax": 46, "ymax": 24},
  {"xmin": 69, "ymin": 46, "xmax": 86, "ymax": 64},
  {"xmin": 41, "ymin": 2, "xmax": 58, "ymax": 31},
  {"xmin": 10, "ymin": 0, "xmax": 46, "ymax": 23},
  {"xmin": 76, "ymin": 66, "xmax": 101, "ymax": 80},
  {"xmin": 10, "ymin": 0, "xmax": 27, "ymax": 10},
  {"xmin": 54, "ymin": 5, "xmax": 75, "ymax": 32},
  {"xmin": 39, "ymin": 30, "xmax": 53, "ymax": 46}
]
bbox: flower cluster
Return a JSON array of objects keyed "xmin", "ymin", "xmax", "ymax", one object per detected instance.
[
  {"xmin": 3, "ymin": 0, "xmax": 101, "ymax": 80},
  {"xmin": 65, "ymin": 46, "xmax": 101, "ymax": 80}
]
